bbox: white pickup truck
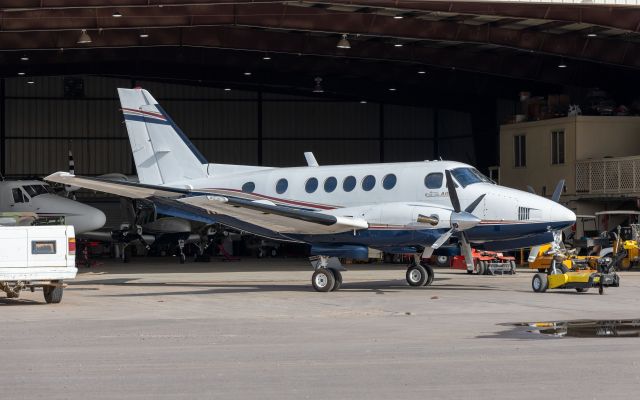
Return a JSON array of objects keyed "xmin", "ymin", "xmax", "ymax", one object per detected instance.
[{"xmin": 0, "ymin": 222, "xmax": 77, "ymax": 304}]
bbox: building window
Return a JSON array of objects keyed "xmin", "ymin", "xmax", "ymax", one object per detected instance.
[
  {"xmin": 514, "ymin": 135, "xmax": 526, "ymax": 168},
  {"xmin": 382, "ymin": 174, "xmax": 397, "ymax": 190},
  {"xmin": 241, "ymin": 182, "xmax": 255, "ymax": 193},
  {"xmin": 305, "ymin": 178, "xmax": 318, "ymax": 193},
  {"xmin": 343, "ymin": 176, "xmax": 356, "ymax": 192},
  {"xmin": 324, "ymin": 177, "xmax": 337, "ymax": 193},
  {"xmin": 275, "ymin": 178, "xmax": 288, "ymax": 194},
  {"xmin": 362, "ymin": 175, "xmax": 376, "ymax": 191},
  {"xmin": 424, "ymin": 173, "xmax": 443, "ymax": 189},
  {"xmin": 551, "ymin": 130, "xmax": 565, "ymax": 165}
]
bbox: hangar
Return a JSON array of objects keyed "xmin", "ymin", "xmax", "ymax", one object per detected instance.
[{"xmin": 4, "ymin": 2, "xmax": 640, "ymax": 398}]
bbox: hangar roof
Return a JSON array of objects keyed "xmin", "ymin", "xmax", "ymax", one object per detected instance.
[{"xmin": 1, "ymin": 1, "xmax": 640, "ymax": 105}]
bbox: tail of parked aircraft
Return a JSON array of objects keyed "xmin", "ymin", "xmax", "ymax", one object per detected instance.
[{"xmin": 117, "ymin": 88, "xmax": 208, "ymax": 185}]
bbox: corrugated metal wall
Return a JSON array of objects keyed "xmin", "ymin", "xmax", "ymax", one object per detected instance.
[{"xmin": 1, "ymin": 75, "xmax": 474, "ymax": 177}]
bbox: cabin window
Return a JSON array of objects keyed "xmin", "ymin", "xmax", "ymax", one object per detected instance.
[
  {"xmin": 551, "ymin": 130, "xmax": 565, "ymax": 165},
  {"xmin": 514, "ymin": 135, "xmax": 526, "ymax": 167},
  {"xmin": 241, "ymin": 182, "xmax": 255, "ymax": 193},
  {"xmin": 343, "ymin": 176, "xmax": 356, "ymax": 192},
  {"xmin": 324, "ymin": 177, "xmax": 337, "ymax": 193},
  {"xmin": 382, "ymin": 174, "xmax": 397, "ymax": 190},
  {"xmin": 424, "ymin": 173, "xmax": 443, "ymax": 189},
  {"xmin": 305, "ymin": 178, "xmax": 318, "ymax": 193},
  {"xmin": 362, "ymin": 175, "xmax": 376, "ymax": 191},
  {"xmin": 12, "ymin": 188, "xmax": 25, "ymax": 203},
  {"xmin": 275, "ymin": 178, "xmax": 288, "ymax": 194}
]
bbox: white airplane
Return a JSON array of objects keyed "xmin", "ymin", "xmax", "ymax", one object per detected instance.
[
  {"xmin": 46, "ymin": 88, "xmax": 576, "ymax": 292},
  {"xmin": 0, "ymin": 179, "xmax": 106, "ymax": 234}
]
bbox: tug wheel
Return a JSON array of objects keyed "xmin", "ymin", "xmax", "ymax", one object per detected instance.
[
  {"xmin": 575, "ymin": 288, "xmax": 589, "ymax": 293},
  {"xmin": 532, "ymin": 273, "xmax": 548, "ymax": 293}
]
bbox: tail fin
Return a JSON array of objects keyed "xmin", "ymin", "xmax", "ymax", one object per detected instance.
[{"xmin": 118, "ymin": 88, "xmax": 208, "ymax": 185}]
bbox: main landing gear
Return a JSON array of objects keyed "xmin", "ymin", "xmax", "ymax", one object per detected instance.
[
  {"xmin": 308, "ymin": 254, "xmax": 435, "ymax": 292},
  {"xmin": 406, "ymin": 255, "xmax": 435, "ymax": 287}
]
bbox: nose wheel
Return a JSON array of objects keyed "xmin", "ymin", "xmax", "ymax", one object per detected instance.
[{"xmin": 311, "ymin": 268, "xmax": 342, "ymax": 292}]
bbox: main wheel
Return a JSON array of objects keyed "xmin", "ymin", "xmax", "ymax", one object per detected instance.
[
  {"xmin": 532, "ymin": 273, "xmax": 548, "ymax": 293},
  {"xmin": 330, "ymin": 269, "xmax": 343, "ymax": 291},
  {"xmin": 420, "ymin": 263, "xmax": 435, "ymax": 286},
  {"xmin": 434, "ymin": 255, "xmax": 450, "ymax": 268},
  {"xmin": 576, "ymin": 288, "xmax": 589, "ymax": 293},
  {"xmin": 406, "ymin": 264, "xmax": 428, "ymax": 287},
  {"xmin": 312, "ymin": 268, "xmax": 335, "ymax": 292},
  {"xmin": 43, "ymin": 284, "xmax": 63, "ymax": 304}
]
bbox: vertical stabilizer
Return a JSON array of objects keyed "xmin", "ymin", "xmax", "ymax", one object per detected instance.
[{"xmin": 118, "ymin": 88, "xmax": 208, "ymax": 185}]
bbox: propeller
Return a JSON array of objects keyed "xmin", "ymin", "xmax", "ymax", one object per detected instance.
[{"xmin": 423, "ymin": 170, "xmax": 484, "ymax": 270}]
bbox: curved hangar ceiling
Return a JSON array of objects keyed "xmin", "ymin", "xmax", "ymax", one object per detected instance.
[{"xmin": 1, "ymin": 1, "xmax": 640, "ymax": 102}]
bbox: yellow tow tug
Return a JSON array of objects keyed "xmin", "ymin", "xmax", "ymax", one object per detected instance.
[{"xmin": 531, "ymin": 247, "xmax": 621, "ymax": 295}]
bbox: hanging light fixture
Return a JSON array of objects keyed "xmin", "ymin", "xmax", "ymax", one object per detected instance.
[
  {"xmin": 558, "ymin": 59, "xmax": 568, "ymax": 68},
  {"xmin": 337, "ymin": 34, "xmax": 351, "ymax": 49},
  {"xmin": 139, "ymin": 32, "xmax": 149, "ymax": 38},
  {"xmin": 313, "ymin": 77, "xmax": 324, "ymax": 93},
  {"xmin": 112, "ymin": 11, "xmax": 123, "ymax": 18},
  {"xmin": 77, "ymin": 29, "xmax": 92, "ymax": 44},
  {"xmin": 20, "ymin": 55, "xmax": 29, "ymax": 61}
]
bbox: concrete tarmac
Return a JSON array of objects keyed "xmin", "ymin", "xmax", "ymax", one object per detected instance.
[{"xmin": 2, "ymin": 258, "xmax": 640, "ymax": 399}]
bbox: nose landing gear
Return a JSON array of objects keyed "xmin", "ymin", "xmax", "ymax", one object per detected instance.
[{"xmin": 406, "ymin": 255, "xmax": 435, "ymax": 287}]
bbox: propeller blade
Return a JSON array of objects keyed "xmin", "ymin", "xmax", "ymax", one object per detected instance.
[
  {"xmin": 526, "ymin": 185, "xmax": 536, "ymax": 195},
  {"xmin": 432, "ymin": 228, "xmax": 454, "ymax": 249},
  {"xmin": 551, "ymin": 179, "xmax": 565, "ymax": 202},
  {"xmin": 528, "ymin": 245, "xmax": 542, "ymax": 263},
  {"xmin": 464, "ymin": 194, "xmax": 486, "ymax": 214},
  {"xmin": 445, "ymin": 170, "xmax": 461, "ymax": 213},
  {"xmin": 460, "ymin": 232, "xmax": 474, "ymax": 270}
]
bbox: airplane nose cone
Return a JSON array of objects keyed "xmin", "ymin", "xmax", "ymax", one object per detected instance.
[
  {"xmin": 452, "ymin": 211, "xmax": 482, "ymax": 231},
  {"xmin": 68, "ymin": 206, "xmax": 106, "ymax": 234},
  {"xmin": 551, "ymin": 202, "xmax": 576, "ymax": 228}
]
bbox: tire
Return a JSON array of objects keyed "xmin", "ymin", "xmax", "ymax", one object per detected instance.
[
  {"xmin": 330, "ymin": 269, "xmax": 343, "ymax": 291},
  {"xmin": 43, "ymin": 284, "xmax": 63, "ymax": 304},
  {"xmin": 312, "ymin": 268, "xmax": 335, "ymax": 292},
  {"xmin": 510, "ymin": 261, "xmax": 517, "ymax": 274},
  {"xmin": 420, "ymin": 263, "xmax": 435, "ymax": 286},
  {"xmin": 476, "ymin": 261, "xmax": 486, "ymax": 275},
  {"xmin": 532, "ymin": 273, "xmax": 548, "ymax": 293},
  {"xmin": 576, "ymin": 288, "xmax": 589, "ymax": 293},
  {"xmin": 406, "ymin": 264, "xmax": 428, "ymax": 287},
  {"xmin": 434, "ymin": 255, "xmax": 450, "ymax": 268}
]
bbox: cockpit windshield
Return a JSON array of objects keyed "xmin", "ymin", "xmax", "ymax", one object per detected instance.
[
  {"xmin": 22, "ymin": 185, "xmax": 52, "ymax": 198},
  {"xmin": 450, "ymin": 168, "xmax": 494, "ymax": 188}
]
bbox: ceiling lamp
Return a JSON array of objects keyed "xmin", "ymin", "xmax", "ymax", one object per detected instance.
[
  {"xmin": 244, "ymin": 72, "xmax": 252, "ymax": 76},
  {"xmin": 417, "ymin": 70, "xmax": 426, "ymax": 74},
  {"xmin": 20, "ymin": 55, "xmax": 29, "ymax": 61},
  {"xmin": 77, "ymin": 29, "xmax": 92, "ymax": 44},
  {"xmin": 388, "ymin": 88, "xmax": 397, "ymax": 91},
  {"xmin": 394, "ymin": 42, "xmax": 403, "ymax": 47},
  {"xmin": 112, "ymin": 11, "xmax": 123, "ymax": 17},
  {"xmin": 17, "ymin": 72, "xmax": 25, "ymax": 76},
  {"xmin": 313, "ymin": 77, "xmax": 324, "ymax": 93},
  {"xmin": 394, "ymin": 15, "xmax": 404, "ymax": 19},
  {"xmin": 262, "ymin": 54, "xmax": 271, "ymax": 60},
  {"xmin": 558, "ymin": 60, "xmax": 567, "ymax": 68},
  {"xmin": 337, "ymin": 34, "xmax": 351, "ymax": 49},
  {"xmin": 139, "ymin": 32, "xmax": 149, "ymax": 38},
  {"xmin": 27, "ymin": 79, "xmax": 35, "ymax": 84}
]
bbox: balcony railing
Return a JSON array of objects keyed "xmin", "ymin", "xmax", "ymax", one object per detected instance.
[{"xmin": 576, "ymin": 156, "xmax": 640, "ymax": 195}]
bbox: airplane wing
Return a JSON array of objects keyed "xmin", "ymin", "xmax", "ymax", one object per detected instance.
[
  {"xmin": 179, "ymin": 195, "xmax": 368, "ymax": 234},
  {"xmin": 45, "ymin": 172, "xmax": 186, "ymax": 199},
  {"xmin": 45, "ymin": 172, "xmax": 369, "ymax": 235}
]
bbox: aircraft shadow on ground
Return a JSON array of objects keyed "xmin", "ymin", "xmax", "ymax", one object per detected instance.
[{"xmin": 69, "ymin": 277, "xmax": 504, "ymax": 297}]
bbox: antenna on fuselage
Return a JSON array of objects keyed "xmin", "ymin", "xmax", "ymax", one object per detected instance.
[{"xmin": 304, "ymin": 152, "xmax": 319, "ymax": 167}]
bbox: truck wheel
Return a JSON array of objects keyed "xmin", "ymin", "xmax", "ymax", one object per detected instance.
[
  {"xmin": 575, "ymin": 288, "xmax": 589, "ymax": 293},
  {"xmin": 532, "ymin": 273, "xmax": 548, "ymax": 293},
  {"xmin": 434, "ymin": 256, "xmax": 450, "ymax": 268},
  {"xmin": 43, "ymin": 284, "xmax": 63, "ymax": 304}
]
